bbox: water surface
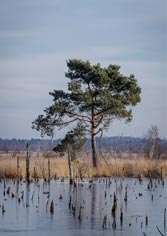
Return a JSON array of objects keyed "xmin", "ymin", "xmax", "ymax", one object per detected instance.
[{"xmin": 0, "ymin": 178, "xmax": 166, "ymax": 236}]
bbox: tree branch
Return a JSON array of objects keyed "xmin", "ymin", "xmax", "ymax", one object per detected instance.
[
  {"xmin": 94, "ymin": 128, "xmax": 102, "ymax": 136},
  {"xmin": 58, "ymin": 118, "xmax": 78, "ymax": 127},
  {"xmin": 95, "ymin": 107, "xmax": 111, "ymax": 117},
  {"xmin": 94, "ymin": 113, "xmax": 104, "ymax": 129},
  {"xmin": 156, "ymin": 226, "xmax": 165, "ymax": 236},
  {"xmin": 65, "ymin": 110, "xmax": 91, "ymax": 122}
]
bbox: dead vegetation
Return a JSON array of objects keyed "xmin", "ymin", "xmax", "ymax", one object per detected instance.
[{"xmin": 0, "ymin": 151, "xmax": 166, "ymax": 179}]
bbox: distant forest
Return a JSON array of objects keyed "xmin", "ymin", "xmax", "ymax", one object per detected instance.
[{"xmin": 0, "ymin": 137, "xmax": 167, "ymax": 154}]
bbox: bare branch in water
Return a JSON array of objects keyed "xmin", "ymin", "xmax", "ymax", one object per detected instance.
[{"xmin": 156, "ymin": 225, "xmax": 165, "ymax": 236}]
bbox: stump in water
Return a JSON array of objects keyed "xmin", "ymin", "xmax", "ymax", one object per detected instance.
[
  {"xmin": 26, "ymin": 143, "xmax": 30, "ymax": 183},
  {"xmin": 50, "ymin": 200, "xmax": 54, "ymax": 214},
  {"xmin": 164, "ymin": 208, "xmax": 166, "ymax": 228},
  {"xmin": 112, "ymin": 192, "xmax": 117, "ymax": 217},
  {"xmin": 120, "ymin": 205, "xmax": 123, "ymax": 226},
  {"xmin": 112, "ymin": 217, "xmax": 116, "ymax": 229},
  {"xmin": 2, "ymin": 204, "xmax": 5, "ymax": 214},
  {"xmin": 69, "ymin": 196, "xmax": 71, "ymax": 209},
  {"xmin": 124, "ymin": 185, "xmax": 128, "ymax": 202},
  {"xmin": 145, "ymin": 215, "xmax": 148, "ymax": 227},
  {"xmin": 6, "ymin": 186, "xmax": 10, "ymax": 195},
  {"xmin": 78, "ymin": 205, "xmax": 82, "ymax": 222},
  {"xmin": 102, "ymin": 215, "xmax": 107, "ymax": 229}
]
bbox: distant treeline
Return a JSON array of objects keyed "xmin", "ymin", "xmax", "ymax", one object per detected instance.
[{"xmin": 0, "ymin": 137, "xmax": 167, "ymax": 154}]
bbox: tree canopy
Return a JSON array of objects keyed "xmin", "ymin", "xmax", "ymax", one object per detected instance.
[
  {"xmin": 32, "ymin": 59, "xmax": 141, "ymax": 167},
  {"xmin": 53, "ymin": 123, "xmax": 86, "ymax": 157}
]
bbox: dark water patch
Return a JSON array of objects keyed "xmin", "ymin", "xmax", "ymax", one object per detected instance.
[{"xmin": 0, "ymin": 228, "xmax": 33, "ymax": 233}]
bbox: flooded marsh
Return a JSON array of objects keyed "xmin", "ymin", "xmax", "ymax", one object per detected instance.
[{"xmin": 0, "ymin": 178, "xmax": 166, "ymax": 236}]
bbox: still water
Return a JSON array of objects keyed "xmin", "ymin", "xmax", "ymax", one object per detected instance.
[{"xmin": 0, "ymin": 178, "xmax": 166, "ymax": 236}]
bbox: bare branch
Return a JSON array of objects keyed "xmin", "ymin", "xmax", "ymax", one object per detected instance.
[{"xmin": 156, "ymin": 226, "xmax": 165, "ymax": 236}]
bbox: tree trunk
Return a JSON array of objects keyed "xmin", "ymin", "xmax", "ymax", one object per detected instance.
[
  {"xmin": 91, "ymin": 132, "xmax": 97, "ymax": 168},
  {"xmin": 91, "ymin": 108, "xmax": 97, "ymax": 168},
  {"xmin": 67, "ymin": 146, "xmax": 73, "ymax": 184},
  {"xmin": 51, "ymin": 134, "xmax": 53, "ymax": 157}
]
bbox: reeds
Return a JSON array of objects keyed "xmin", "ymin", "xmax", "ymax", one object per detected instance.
[
  {"xmin": 0, "ymin": 153, "xmax": 69, "ymax": 179},
  {"xmin": 0, "ymin": 152, "xmax": 167, "ymax": 179}
]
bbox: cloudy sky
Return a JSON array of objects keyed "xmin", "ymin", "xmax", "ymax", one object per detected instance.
[{"xmin": 0, "ymin": 0, "xmax": 166, "ymax": 139}]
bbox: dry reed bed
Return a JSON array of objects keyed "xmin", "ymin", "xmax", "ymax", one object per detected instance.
[
  {"xmin": 0, "ymin": 152, "xmax": 167, "ymax": 179},
  {"xmin": 94, "ymin": 158, "xmax": 167, "ymax": 178},
  {"xmin": 0, "ymin": 155, "xmax": 69, "ymax": 179}
]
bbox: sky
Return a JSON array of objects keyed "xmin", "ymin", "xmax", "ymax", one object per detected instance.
[{"xmin": 0, "ymin": 0, "xmax": 166, "ymax": 139}]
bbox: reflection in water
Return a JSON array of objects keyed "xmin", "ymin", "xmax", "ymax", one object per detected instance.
[
  {"xmin": 90, "ymin": 183, "xmax": 96, "ymax": 228},
  {"xmin": 16, "ymin": 180, "xmax": 19, "ymax": 224},
  {"xmin": 26, "ymin": 183, "xmax": 30, "ymax": 225}
]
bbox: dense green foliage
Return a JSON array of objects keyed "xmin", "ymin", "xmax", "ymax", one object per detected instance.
[
  {"xmin": 53, "ymin": 123, "xmax": 86, "ymax": 160},
  {"xmin": 32, "ymin": 59, "xmax": 141, "ymax": 167}
]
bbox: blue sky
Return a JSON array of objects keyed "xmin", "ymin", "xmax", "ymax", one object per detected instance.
[{"xmin": 0, "ymin": 0, "xmax": 166, "ymax": 139}]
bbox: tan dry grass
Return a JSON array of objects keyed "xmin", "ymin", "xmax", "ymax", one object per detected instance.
[
  {"xmin": 0, "ymin": 152, "xmax": 167, "ymax": 179},
  {"xmin": 95, "ymin": 157, "xmax": 167, "ymax": 178},
  {"xmin": 0, "ymin": 152, "xmax": 69, "ymax": 179}
]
